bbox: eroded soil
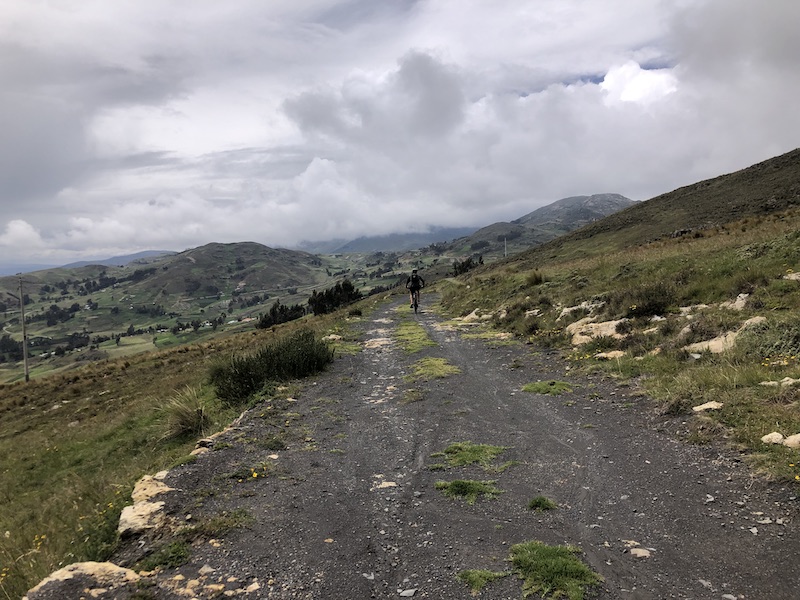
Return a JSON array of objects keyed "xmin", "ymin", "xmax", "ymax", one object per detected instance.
[{"xmin": 31, "ymin": 297, "xmax": 800, "ymax": 599}]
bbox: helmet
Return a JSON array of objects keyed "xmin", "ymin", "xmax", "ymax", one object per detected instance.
[{"xmin": 412, "ymin": 269, "xmax": 418, "ymax": 273}]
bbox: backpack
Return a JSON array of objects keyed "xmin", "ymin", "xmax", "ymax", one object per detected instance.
[{"xmin": 410, "ymin": 273, "xmax": 420, "ymax": 287}]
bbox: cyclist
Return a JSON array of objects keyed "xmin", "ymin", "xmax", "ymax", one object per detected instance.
[{"xmin": 406, "ymin": 268, "xmax": 425, "ymax": 309}]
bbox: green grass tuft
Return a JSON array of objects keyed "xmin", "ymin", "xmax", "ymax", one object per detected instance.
[
  {"xmin": 395, "ymin": 319, "xmax": 437, "ymax": 353},
  {"xmin": 528, "ymin": 495, "xmax": 558, "ymax": 512},
  {"xmin": 457, "ymin": 569, "xmax": 510, "ymax": 593},
  {"xmin": 162, "ymin": 385, "xmax": 213, "ymax": 439},
  {"xmin": 408, "ymin": 357, "xmax": 461, "ymax": 381},
  {"xmin": 510, "ymin": 540, "xmax": 602, "ymax": 600},
  {"xmin": 432, "ymin": 441, "xmax": 510, "ymax": 471},
  {"xmin": 435, "ymin": 479, "xmax": 503, "ymax": 505},
  {"xmin": 136, "ymin": 541, "xmax": 191, "ymax": 571}
]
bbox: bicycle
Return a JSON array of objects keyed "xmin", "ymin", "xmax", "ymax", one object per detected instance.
[{"xmin": 410, "ymin": 289, "xmax": 421, "ymax": 313}]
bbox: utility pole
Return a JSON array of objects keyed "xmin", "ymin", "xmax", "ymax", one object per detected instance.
[{"xmin": 18, "ymin": 276, "xmax": 30, "ymax": 382}]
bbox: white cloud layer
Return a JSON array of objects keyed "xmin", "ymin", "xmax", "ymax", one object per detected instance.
[{"xmin": 1, "ymin": 0, "xmax": 799, "ymax": 265}]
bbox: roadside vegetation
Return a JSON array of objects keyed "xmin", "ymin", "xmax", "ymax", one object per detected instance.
[
  {"xmin": 438, "ymin": 207, "xmax": 800, "ymax": 482},
  {"xmin": 0, "ymin": 300, "xmax": 360, "ymax": 599}
]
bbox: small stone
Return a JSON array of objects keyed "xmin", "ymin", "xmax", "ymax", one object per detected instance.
[
  {"xmin": 399, "ymin": 589, "xmax": 417, "ymax": 597},
  {"xmin": 199, "ymin": 565, "xmax": 215, "ymax": 575},
  {"xmin": 692, "ymin": 401, "xmax": 723, "ymax": 412},
  {"xmin": 630, "ymin": 548, "xmax": 651, "ymax": 558}
]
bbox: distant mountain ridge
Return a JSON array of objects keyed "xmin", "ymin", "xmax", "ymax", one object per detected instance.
[
  {"xmin": 436, "ymin": 193, "xmax": 636, "ymax": 258},
  {"xmin": 62, "ymin": 250, "xmax": 177, "ymax": 269},
  {"xmin": 513, "ymin": 193, "xmax": 637, "ymax": 229},
  {"xmin": 295, "ymin": 227, "xmax": 478, "ymax": 254}
]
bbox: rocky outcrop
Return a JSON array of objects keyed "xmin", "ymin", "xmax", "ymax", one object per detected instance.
[
  {"xmin": 682, "ymin": 316, "xmax": 766, "ymax": 354},
  {"xmin": 117, "ymin": 471, "xmax": 175, "ymax": 537},
  {"xmin": 566, "ymin": 317, "xmax": 626, "ymax": 346},
  {"xmin": 24, "ymin": 562, "xmax": 140, "ymax": 600}
]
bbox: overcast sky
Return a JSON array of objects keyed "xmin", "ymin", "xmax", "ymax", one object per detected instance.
[{"xmin": 1, "ymin": 0, "xmax": 799, "ymax": 266}]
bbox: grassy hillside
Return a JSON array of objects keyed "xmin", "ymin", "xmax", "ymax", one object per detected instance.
[
  {"xmin": 436, "ymin": 148, "xmax": 800, "ymax": 488},
  {"xmin": 439, "ymin": 194, "xmax": 637, "ymax": 260},
  {"xmin": 0, "ymin": 243, "xmax": 407, "ymax": 384},
  {"xmin": 523, "ymin": 147, "xmax": 800, "ymax": 262},
  {"xmin": 0, "ymin": 305, "xmax": 363, "ymax": 599}
]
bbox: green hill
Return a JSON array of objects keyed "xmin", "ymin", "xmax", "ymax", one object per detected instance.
[
  {"xmin": 521, "ymin": 148, "xmax": 800, "ymax": 262},
  {"xmin": 439, "ymin": 193, "xmax": 636, "ymax": 259}
]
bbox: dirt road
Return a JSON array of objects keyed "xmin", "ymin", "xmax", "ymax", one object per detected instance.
[{"xmin": 30, "ymin": 297, "xmax": 800, "ymax": 599}]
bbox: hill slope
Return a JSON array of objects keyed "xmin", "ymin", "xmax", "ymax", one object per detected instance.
[
  {"xmin": 513, "ymin": 193, "xmax": 637, "ymax": 229},
  {"xmin": 525, "ymin": 147, "xmax": 800, "ymax": 260},
  {"xmin": 439, "ymin": 193, "xmax": 635, "ymax": 259}
]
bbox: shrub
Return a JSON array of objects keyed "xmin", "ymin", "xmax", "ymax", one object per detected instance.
[
  {"xmin": 209, "ymin": 329, "xmax": 334, "ymax": 405},
  {"xmin": 308, "ymin": 279, "xmax": 363, "ymax": 316},
  {"xmin": 163, "ymin": 386, "xmax": 212, "ymax": 439},
  {"xmin": 526, "ymin": 271, "xmax": 545, "ymax": 286},
  {"xmin": 730, "ymin": 268, "xmax": 771, "ymax": 295},
  {"xmin": 625, "ymin": 282, "xmax": 676, "ymax": 318}
]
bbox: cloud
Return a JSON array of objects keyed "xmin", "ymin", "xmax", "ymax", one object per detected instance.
[
  {"xmin": 0, "ymin": 220, "xmax": 45, "ymax": 250},
  {"xmin": 0, "ymin": 1, "xmax": 798, "ymax": 265},
  {"xmin": 601, "ymin": 62, "xmax": 677, "ymax": 105}
]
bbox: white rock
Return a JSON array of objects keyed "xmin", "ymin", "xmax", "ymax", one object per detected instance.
[
  {"xmin": 131, "ymin": 475, "xmax": 174, "ymax": 503},
  {"xmin": 399, "ymin": 589, "xmax": 417, "ymax": 597},
  {"xmin": 692, "ymin": 401, "xmax": 723, "ymax": 412},
  {"xmin": 117, "ymin": 501, "xmax": 166, "ymax": 536},
  {"xmin": 761, "ymin": 432, "xmax": 785, "ymax": 444},
  {"xmin": 630, "ymin": 548, "xmax": 651, "ymax": 558},
  {"xmin": 595, "ymin": 351, "xmax": 626, "ymax": 360},
  {"xmin": 783, "ymin": 433, "xmax": 800, "ymax": 449},
  {"xmin": 25, "ymin": 562, "xmax": 139, "ymax": 597},
  {"xmin": 566, "ymin": 317, "xmax": 626, "ymax": 346},
  {"xmin": 683, "ymin": 316, "xmax": 766, "ymax": 354},
  {"xmin": 720, "ymin": 293, "xmax": 749, "ymax": 311}
]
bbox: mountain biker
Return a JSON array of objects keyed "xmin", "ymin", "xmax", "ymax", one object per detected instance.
[{"xmin": 406, "ymin": 269, "xmax": 425, "ymax": 308}]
